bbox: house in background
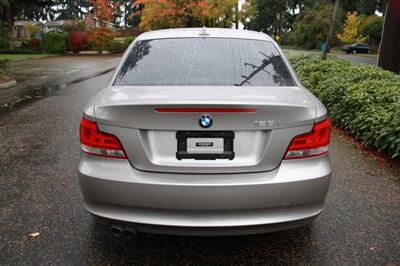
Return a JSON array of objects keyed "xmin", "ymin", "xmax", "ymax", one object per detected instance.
[
  {"xmin": 46, "ymin": 14, "xmax": 118, "ymax": 32},
  {"xmin": 46, "ymin": 20, "xmax": 68, "ymax": 32},
  {"xmin": 12, "ymin": 21, "xmax": 47, "ymax": 39},
  {"xmin": 83, "ymin": 14, "xmax": 118, "ymax": 31},
  {"xmin": 11, "ymin": 14, "xmax": 118, "ymax": 42}
]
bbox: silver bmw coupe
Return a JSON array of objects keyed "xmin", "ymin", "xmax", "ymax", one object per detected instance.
[{"xmin": 78, "ymin": 28, "xmax": 332, "ymax": 236}]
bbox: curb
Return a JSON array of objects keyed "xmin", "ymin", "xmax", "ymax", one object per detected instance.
[
  {"xmin": 0, "ymin": 80, "xmax": 17, "ymax": 90},
  {"xmin": 4, "ymin": 55, "xmax": 58, "ymax": 62}
]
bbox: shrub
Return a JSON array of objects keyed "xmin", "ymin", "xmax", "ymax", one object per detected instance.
[
  {"xmin": 106, "ymin": 40, "xmax": 126, "ymax": 54},
  {"xmin": 0, "ymin": 49, "xmax": 41, "ymax": 54},
  {"xmin": 106, "ymin": 37, "xmax": 135, "ymax": 54},
  {"xmin": 21, "ymin": 38, "xmax": 42, "ymax": 52},
  {"xmin": 68, "ymin": 31, "xmax": 89, "ymax": 54},
  {"xmin": 0, "ymin": 59, "xmax": 10, "ymax": 75},
  {"xmin": 0, "ymin": 22, "xmax": 10, "ymax": 49},
  {"xmin": 290, "ymin": 55, "xmax": 400, "ymax": 158},
  {"xmin": 42, "ymin": 32, "xmax": 68, "ymax": 54},
  {"xmin": 123, "ymin": 37, "xmax": 135, "ymax": 46},
  {"xmin": 88, "ymin": 27, "xmax": 116, "ymax": 53}
]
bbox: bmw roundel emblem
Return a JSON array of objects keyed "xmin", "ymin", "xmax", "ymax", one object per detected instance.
[{"xmin": 199, "ymin": 114, "xmax": 212, "ymax": 128}]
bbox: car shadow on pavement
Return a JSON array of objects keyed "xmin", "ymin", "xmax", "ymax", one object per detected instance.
[{"xmin": 84, "ymin": 218, "xmax": 313, "ymax": 264}]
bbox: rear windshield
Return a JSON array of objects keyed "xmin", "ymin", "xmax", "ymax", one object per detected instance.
[{"xmin": 114, "ymin": 38, "xmax": 295, "ymax": 87}]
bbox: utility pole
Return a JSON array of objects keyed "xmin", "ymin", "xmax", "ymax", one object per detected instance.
[
  {"xmin": 378, "ymin": 0, "xmax": 400, "ymax": 74},
  {"xmin": 235, "ymin": 0, "xmax": 239, "ymax": 29},
  {"xmin": 322, "ymin": 0, "xmax": 340, "ymax": 60}
]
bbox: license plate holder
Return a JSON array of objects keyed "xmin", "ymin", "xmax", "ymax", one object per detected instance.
[{"xmin": 176, "ymin": 131, "xmax": 234, "ymax": 160}]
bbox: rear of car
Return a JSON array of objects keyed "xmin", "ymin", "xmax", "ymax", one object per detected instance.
[{"xmin": 78, "ymin": 28, "xmax": 332, "ymax": 236}]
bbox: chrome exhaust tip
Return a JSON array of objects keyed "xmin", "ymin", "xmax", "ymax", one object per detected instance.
[
  {"xmin": 124, "ymin": 226, "xmax": 137, "ymax": 239},
  {"xmin": 110, "ymin": 224, "xmax": 124, "ymax": 237}
]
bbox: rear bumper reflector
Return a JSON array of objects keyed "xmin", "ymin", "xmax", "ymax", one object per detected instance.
[
  {"xmin": 81, "ymin": 144, "xmax": 127, "ymax": 159},
  {"xmin": 154, "ymin": 108, "xmax": 257, "ymax": 113},
  {"xmin": 284, "ymin": 146, "xmax": 328, "ymax": 160}
]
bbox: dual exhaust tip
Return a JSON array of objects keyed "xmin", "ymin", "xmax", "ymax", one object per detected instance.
[{"xmin": 110, "ymin": 223, "xmax": 137, "ymax": 238}]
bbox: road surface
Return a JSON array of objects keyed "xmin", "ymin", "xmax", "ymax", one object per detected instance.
[{"xmin": 0, "ymin": 57, "xmax": 399, "ymax": 265}]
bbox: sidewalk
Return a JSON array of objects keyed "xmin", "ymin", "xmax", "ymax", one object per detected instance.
[{"xmin": 0, "ymin": 55, "xmax": 121, "ymax": 109}]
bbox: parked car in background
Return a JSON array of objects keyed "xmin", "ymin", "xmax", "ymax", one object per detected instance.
[{"xmin": 341, "ymin": 43, "xmax": 371, "ymax": 54}]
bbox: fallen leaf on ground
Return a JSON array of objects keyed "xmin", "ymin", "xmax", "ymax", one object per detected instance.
[{"xmin": 29, "ymin": 232, "xmax": 40, "ymax": 238}]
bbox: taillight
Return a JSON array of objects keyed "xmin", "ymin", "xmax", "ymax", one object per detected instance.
[
  {"xmin": 284, "ymin": 119, "xmax": 330, "ymax": 160},
  {"xmin": 79, "ymin": 117, "xmax": 127, "ymax": 159}
]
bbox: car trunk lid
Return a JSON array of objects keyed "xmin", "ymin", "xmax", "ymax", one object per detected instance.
[{"xmin": 93, "ymin": 86, "xmax": 316, "ymax": 173}]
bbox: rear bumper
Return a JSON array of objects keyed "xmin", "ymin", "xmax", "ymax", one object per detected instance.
[{"xmin": 77, "ymin": 154, "xmax": 332, "ymax": 235}]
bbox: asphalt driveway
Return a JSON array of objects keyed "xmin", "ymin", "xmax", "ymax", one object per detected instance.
[{"xmin": 0, "ymin": 58, "xmax": 399, "ymax": 265}]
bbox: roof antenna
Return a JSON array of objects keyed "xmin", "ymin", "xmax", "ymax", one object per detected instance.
[{"xmin": 199, "ymin": 26, "xmax": 210, "ymax": 37}]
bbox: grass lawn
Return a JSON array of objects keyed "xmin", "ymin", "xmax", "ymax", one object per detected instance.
[{"xmin": 0, "ymin": 54, "xmax": 55, "ymax": 61}]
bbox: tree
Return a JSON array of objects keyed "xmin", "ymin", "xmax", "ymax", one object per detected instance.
[
  {"xmin": 56, "ymin": 0, "xmax": 90, "ymax": 20},
  {"xmin": 134, "ymin": 0, "xmax": 236, "ymax": 30},
  {"xmin": 337, "ymin": 11, "xmax": 367, "ymax": 44},
  {"xmin": 242, "ymin": 0, "xmax": 288, "ymax": 36},
  {"xmin": 341, "ymin": 0, "xmax": 387, "ymax": 16},
  {"xmin": 290, "ymin": 4, "xmax": 339, "ymax": 49},
  {"xmin": 240, "ymin": 0, "xmax": 257, "ymax": 28},
  {"xmin": 23, "ymin": 23, "xmax": 40, "ymax": 39},
  {"xmin": 1, "ymin": 0, "xmax": 53, "ymax": 37},
  {"xmin": 360, "ymin": 15, "xmax": 384, "ymax": 43},
  {"xmin": 89, "ymin": 0, "xmax": 115, "ymax": 25},
  {"xmin": 378, "ymin": 0, "xmax": 400, "ymax": 73},
  {"xmin": 114, "ymin": 0, "xmax": 142, "ymax": 27}
]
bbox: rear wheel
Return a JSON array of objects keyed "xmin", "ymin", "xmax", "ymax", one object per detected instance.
[{"xmin": 352, "ymin": 50, "xmax": 357, "ymax": 54}]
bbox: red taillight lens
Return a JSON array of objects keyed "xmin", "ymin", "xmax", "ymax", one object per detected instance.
[
  {"xmin": 79, "ymin": 117, "xmax": 127, "ymax": 159},
  {"xmin": 284, "ymin": 119, "xmax": 330, "ymax": 160}
]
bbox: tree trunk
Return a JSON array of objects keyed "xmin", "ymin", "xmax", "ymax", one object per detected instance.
[
  {"xmin": 322, "ymin": 0, "xmax": 340, "ymax": 60},
  {"xmin": 5, "ymin": 2, "xmax": 12, "ymax": 33},
  {"xmin": 278, "ymin": 12, "xmax": 283, "ymax": 38},
  {"xmin": 124, "ymin": 3, "xmax": 128, "ymax": 27},
  {"xmin": 378, "ymin": 0, "xmax": 400, "ymax": 74}
]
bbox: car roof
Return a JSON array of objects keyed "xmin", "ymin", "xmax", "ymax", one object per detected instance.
[{"xmin": 136, "ymin": 27, "xmax": 274, "ymax": 41}]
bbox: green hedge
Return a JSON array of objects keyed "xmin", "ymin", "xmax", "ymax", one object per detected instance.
[
  {"xmin": 106, "ymin": 37, "xmax": 135, "ymax": 54},
  {"xmin": 0, "ymin": 49, "xmax": 41, "ymax": 54},
  {"xmin": 42, "ymin": 32, "xmax": 68, "ymax": 54},
  {"xmin": 290, "ymin": 55, "xmax": 400, "ymax": 158},
  {"xmin": 0, "ymin": 58, "xmax": 10, "ymax": 75}
]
